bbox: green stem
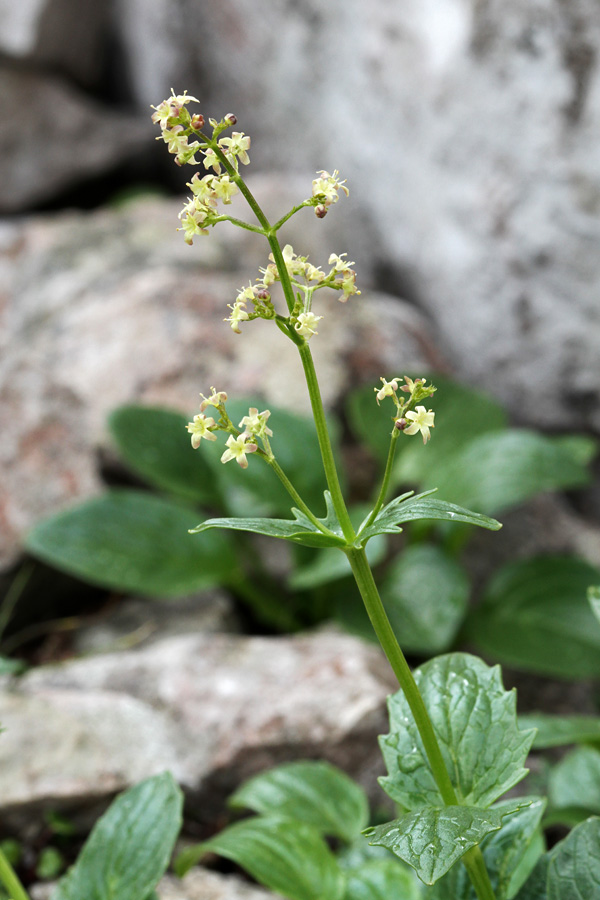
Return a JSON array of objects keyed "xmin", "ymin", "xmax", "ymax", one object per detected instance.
[
  {"xmin": 0, "ymin": 563, "xmax": 32, "ymax": 645},
  {"xmin": 272, "ymin": 202, "xmax": 311, "ymax": 231},
  {"xmin": 212, "ymin": 215, "xmax": 265, "ymax": 233},
  {"xmin": 462, "ymin": 848, "xmax": 498, "ymax": 900},
  {"xmin": 297, "ymin": 344, "xmax": 355, "ymax": 543},
  {"xmin": 346, "ymin": 546, "xmax": 457, "ymax": 805},
  {"xmin": 362, "ymin": 428, "xmax": 400, "ymax": 530},
  {"xmin": 0, "ymin": 848, "xmax": 30, "ymax": 900},
  {"xmin": 267, "ymin": 458, "xmax": 337, "ymax": 537}
]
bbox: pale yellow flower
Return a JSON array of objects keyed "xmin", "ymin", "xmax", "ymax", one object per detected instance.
[
  {"xmin": 186, "ymin": 414, "xmax": 217, "ymax": 448},
  {"xmin": 404, "ymin": 407, "xmax": 435, "ymax": 444}
]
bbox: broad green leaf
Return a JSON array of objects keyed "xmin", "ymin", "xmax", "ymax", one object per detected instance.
[
  {"xmin": 430, "ymin": 430, "xmax": 591, "ymax": 516},
  {"xmin": 177, "ymin": 817, "xmax": 345, "ymax": 900},
  {"xmin": 346, "ymin": 376, "xmax": 506, "ymax": 470},
  {"xmin": 51, "ymin": 773, "xmax": 182, "ymax": 900},
  {"xmin": 514, "ymin": 855, "xmax": 550, "ymax": 900},
  {"xmin": 365, "ymin": 801, "xmax": 526, "ymax": 886},
  {"xmin": 343, "ymin": 858, "xmax": 422, "ymax": 900},
  {"xmin": 26, "ymin": 490, "xmax": 237, "ymax": 596},
  {"xmin": 0, "ymin": 656, "xmax": 26, "ymax": 675},
  {"xmin": 553, "ymin": 434, "xmax": 598, "ymax": 467},
  {"xmin": 190, "ymin": 491, "xmax": 348, "ymax": 549},
  {"xmin": 549, "ymin": 746, "xmax": 600, "ymax": 817},
  {"xmin": 379, "ymin": 653, "xmax": 535, "ymax": 810},
  {"xmin": 358, "ymin": 490, "xmax": 501, "ymax": 542},
  {"xmin": 108, "ymin": 405, "xmax": 220, "ymax": 505},
  {"xmin": 430, "ymin": 797, "xmax": 546, "ymax": 900},
  {"xmin": 547, "ymin": 817, "xmax": 600, "ymax": 900},
  {"xmin": 469, "ymin": 556, "xmax": 600, "ymax": 679},
  {"xmin": 229, "ymin": 761, "xmax": 369, "ymax": 843},
  {"xmin": 519, "ymin": 713, "xmax": 600, "ymax": 749},
  {"xmin": 589, "ymin": 586, "xmax": 600, "ymax": 624},
  {"xmin": 380, "ymin": 545, "xmax": 470, "ymax": 654},
  {"xmin": 200, "ymin": 400, "xmax": 342, "ymax": 517}
]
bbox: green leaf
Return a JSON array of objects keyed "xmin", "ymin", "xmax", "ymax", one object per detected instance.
[
  {"xmin": 549, "ymin": 746, "xmax": 600, "ymax": 817},
  {"xmin": 51, "ymin": 772, "xmax": 183, "ymax": 900},
  {"xmin": 547, "ymin": 817, "xmax": 600, "ymax": 900},
  {"xmin": 431, "ymin": 797, "xmax": 546, "ymax": 900},
  {"xmin": 365, "ymin": 801, "xmax": 526, "ymax": 886},
  {"xmin": 379, "ymin": 653, "xmax": 535, "ymax": 810},
  {"xmin": 358, "ymin": 490, "xmax": 501, "ymax": 542},
  {"xmin": 469, "ymin": 556, "xmax": 600, "ymax": 679},
  {"xmin": 589, "ymin": 586, "xmax": 600, "ymax": 625},
  {"xmin": 342, "ymin": 858, "xmax": 422, "ymax": 900},
  {"xmin": 108, "ymin": 405, "xmax": 221, "ymax": 505},
  {"xmin": 201, "ymin": 400, "xmax": 343, "ymax": 517},
  {"xmin": 519, "ymin": 713, "xmax": 600, "ymax": 749},
  {"xmin": 229, "ymin": 761, "xmax": 369, "ymax": 843},
  {"xmin": 513, "ymin": 855, "xmax": 550, "ymax": 900},
  {"xmin": 346, "ymin": 376, "xmax": 506, "ymax": 471},
  {"xmin": 190, "ymin": 490, "xmax": 348, "ymax": 549},
  {"xmin": 177, "ymin": 817, "xmax": 345, "ymax": 900},
  {"xmin": 430, "ymin": 430, "xmax": 591, "ymax": 516},
  {"xmin": 0, "ymin": 656, "xmax": 26, "ymax": 675},
  {"xmin": 379, "ymin": 545, "xmax": 470, "ymax": 655},
  {"xmin": 26, "ymin": 490, "xmax": 237, "ymax": 596}
]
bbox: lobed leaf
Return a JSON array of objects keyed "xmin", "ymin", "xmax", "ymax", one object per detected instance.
[
  {"xmin": 469, "ymin": 556, "xmax": 600, "ymax": 679},
  {"xmin": 379, "ymin": 653, "xmax": 535, "ymax": 811},
  {"xmin": 358, "ymin": 490, "xmax": 501, "ymax": 542},
  {"xmin": 379, "ymin": 544, "xmax": 470, "ymax": 655},
  {"xmin": 229, "ymin": 761, "xmax": 369, "ymax": 843},
  {"xmin": 26, "ymin": 490, "xmax": 237, "ymax": 596},
  {"xmin": 547, "ymin": 817, "xmax": 600, "ymax": 900},
  {"xmin": 190, "ymin": 490, "xmax": 348, "ymax": 549},
  {"xmin": 365, "ymin": 801, "xmax": 527, "ymax": 886},
  {"xmin": 177, "ymin": 816, "xmax": 345, "ymax": 900},
  {"xmin": 342, "ymin": 858, "xmax": 422, "ymax": 900},
  {"xmin": 51, "ymin": 773, "xmax": 182, "ymax": 900},
  {"xmin": 519, "ymin": 713, "xmax": 600, "ymax": 749}
]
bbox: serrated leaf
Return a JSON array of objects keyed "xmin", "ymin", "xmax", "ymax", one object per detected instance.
[
  {"xmin": 358, "ymin": 491, "xmax": 501, "ymax": 542},
  {"xmin": 379, "ymin": 544, "xmax": 470, "ymax": 654},
  {"xmin": 469, "ymin": 556, "xmax": 600, "ymax": 679},
  {"xmin": 365, "ymin": 801, "xmax": 526, "ymax": 886},
  {"xmin": 430, "ymin": 797, "xmax": 546, "ymax": 900},
  {"xmin": 108, "ymin": 405, "xmax": 221, "ymax": 505},
  {"xmin": 26, "ymin": 490, "xmax": 237, "ymax": 596},
  {"xmin": 519, "ymin": 713, "xmax": 600, "ymax": 749},
  {"xmin": 51, "ymin": 773, "xmax": 182, "ymax": 900},
  {"xmin": 346, "ymin": 376, "xmax": 506, "ymax": 471},
  {"xmin": 547, "ymin": 817, "xmax": 600, "ymax": 900},
  {"xmin": 343, "ymin": 858, "xmax": 422, "ymax": 900},
  {"xmin": 190, "ymin": 490, "xmax": 348, "ymax": 549},
  {"xmin": 430, "ymin": 430, "xmax": 591, "ymax": 516},
  {"xmin": 229, "ymin": 761, "xmax": 368, "ymax": 843},
  {"xmin": 589, "ymin": 586, "xmax": 600, "ymax": 625},
  {"xmin": 549, "ymin": 746, "xmax": 600, "ymax": 817},
  {"xmin": 379, "ymin": 653, "xmax": 535, "ymax": 810},
  {"xmin": 201, "ymin": 400, "xmax": 343, "ymax": 517},
  {"xmin": 177, "ymin": 817, "xmax": 345, "ymax": 900}
]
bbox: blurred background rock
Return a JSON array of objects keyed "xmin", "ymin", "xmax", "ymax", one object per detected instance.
[{"xmin": 1, "ymin": 0, "xmax": 600, "ymax": 560}]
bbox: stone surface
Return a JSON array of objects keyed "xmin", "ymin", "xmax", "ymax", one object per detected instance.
[
  {"xmin": 0, "ymin": 67, "xmax": 151, "ymax": 213},
  {"xmin": 0, "ymin": 631, "xmax": 394, "ymax": 824},
  {"xmin": 0, "ymin": 183, "xmax": 435, "ymax": 568}
]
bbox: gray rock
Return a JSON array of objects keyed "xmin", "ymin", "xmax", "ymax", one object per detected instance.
[
  {"xmin": 0, "ymin": 631, "xmax": 394, "ymax": 824},
  {"xmin": 0, "ymin": 67, "xmax": 151, "ymax": 212},
  {"xmin": 0, "ymin": 184, "xmax": 434, "ymax": 568}
]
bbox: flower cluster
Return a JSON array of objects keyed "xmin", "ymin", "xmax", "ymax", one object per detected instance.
[
  {"xmin": 186, "ymin": 390, "xmax": 274, "ymax": 469},
  {"xmin": 375, "ymin": 376, "xmax": 436, "ymax": 443},
  {"xmin": 311, "ymin": 170, "xmax": 349, "ymax": 218},
  {"xmin": 225, "ymin": 283, "xmax": 275, "ymax": 334}
]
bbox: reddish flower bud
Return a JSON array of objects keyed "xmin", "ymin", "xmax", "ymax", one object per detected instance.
[
  {"xmin": 225, "ymin": 114, "xmax": 237, "ymax": 126},
  {"xmin": 191, "ymin": 114, "xmax": 205, "ymax": 130},
  {"xmin": 395, "ymin": 418, "xmax": 407, "ymax": 430},
  {"xmin": 256, "ymin": 289, "xmax": 271, "ymax": 301},
  {"xmin": 315, "ymin": 204, "xmax": 327, "ymax": 218}
]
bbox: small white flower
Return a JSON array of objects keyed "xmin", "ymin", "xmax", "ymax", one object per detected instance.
[
  {"xmin": 220, "ymin": 433, "xmax": 258, "ymax": 469},
  {"xmin": 312, "ymin": 169, "xmax": 349, "ymax": 207},
  {"xmin": 375, "ymin": 377, "xmax": 399, "ymax": 404},
  {"xmin": 295, "ymin": 312, "xmax": 323, "ymax": 340},
  {"xmin": 199, "ymin": 388, "xmax": 227, "ymax": 412},
  {"xmin": 404, "ymin": 406, "xmax": 435, "ymax": 444},
  {"xmin": 186, "ymin": 414, "xmax": 217, "ymax": 448},
  {"xmin": 239, "ymin": 408, "xmax": 273, "ymax": 438}
]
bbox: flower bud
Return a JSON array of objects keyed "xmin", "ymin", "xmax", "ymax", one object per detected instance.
[
  {"xmin": 191, "ymin": 114, "xmax": 205, "ymax": 130},
  {"xmin": 315, "ymin": 204, "xmax": 327, "ymax": 218},
  {"xmin": 256, "ymin": 289, "xmax": 271, "ymax": 301},
  {"xmin": 395, "ymin": 418, "xmax": 407, "ymax": 430},
  {"xmin": 225, "ymin": 114, "xmax": 237, "ymax": 126}
]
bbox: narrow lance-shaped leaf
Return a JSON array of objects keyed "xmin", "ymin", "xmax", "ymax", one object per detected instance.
[
  {"xmin": 229, "ymin": 761, "xmax": 369, "ymax": 843},
  {"xmin": 358, "ymin": 490, "xmax": 501, "ymax": 543},
  {"xmin": 51, "ymin": 773, "xmax": 183, "ymax": 900},
  {"xmin": 589, "ymin": 586, "xmax": 600, "ymax": 625},
  {"xmin": 519, "ymin": 713, "xmax": 600, "ymax": 749},
  {"xmin": 176, "ymin": 817, "xmax": 345, "ymax": 900},
  {"xmin": 365, "ymin": 800, "xmax": 528, "ymax": 886},
  {"xmin": 379, "ymin": 653, "xmax": 536, "ymax": 811}
]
